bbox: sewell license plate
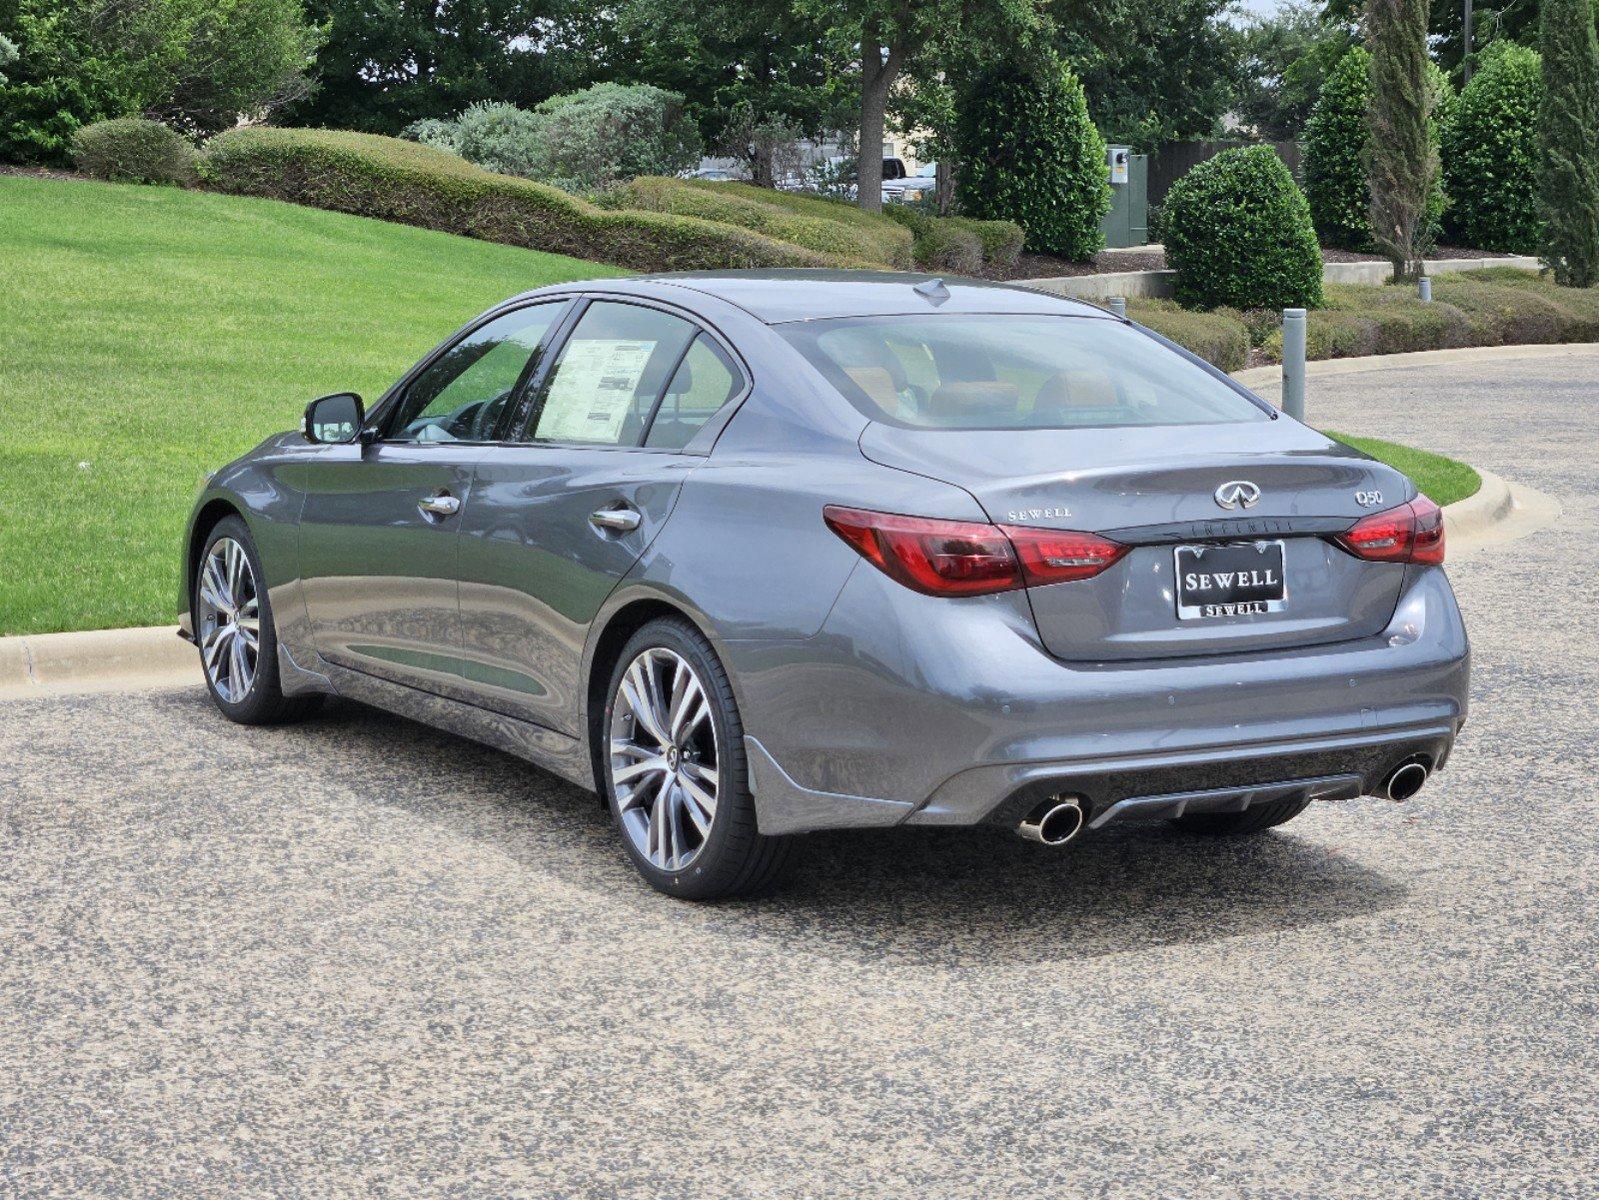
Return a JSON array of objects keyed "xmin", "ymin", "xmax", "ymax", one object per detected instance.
[{"xmin": 1174, "ymin": 540, "xmax": 1288, "ymax": 620}]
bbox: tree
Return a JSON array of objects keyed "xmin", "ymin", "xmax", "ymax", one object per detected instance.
[
  {"xmin": 1365, "ymin": 0, "xmax": 1438, "ymax": 280},
  {"xmin": 0, "ymin": 0, "xmax": 320, "ymax": 163},
  {"xmin": 602, "ymin": 0, "xmax": 848, "ymax": 187},
  {"xmin": 285, "ymin": 0, "xmax": 588, "ymax": 135},
  {"xmin": 1231, "ymin": 0, "xmax": 1357, "ymax": 140},
  {"xmin": 1539, "ymin": 0, "xmax": 1599, "ymax": 285},
  {"xmin": 1052, "ymin": 0, "xmax": 1241, "ymax": 150},
  {"xmin": 954, "ymin": 53, "xmax": 1111, "ymax": 259},
  {"xmin": 1443, "ymin": 41, "xmax": 1543, "ymax": 251},
  {"xmin": 804, "ymin": 0, "xmax": 1040, "ymax": 212}
]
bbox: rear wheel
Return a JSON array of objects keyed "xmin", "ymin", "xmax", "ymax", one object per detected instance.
[
  {"xmin": 603, "ymin": 618, "xmax": 792, "ymax": 900},
  {"xmin": 1170, "ymin": 796, "xmax": 1310, "ymax": 836},
  {"xmin": 195, "ymin": 516, "xmax": 322, "ymax": 725}
]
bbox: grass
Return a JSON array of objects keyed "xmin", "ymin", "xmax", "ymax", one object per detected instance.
[
  {"xmin": 0, "ymin": 175, "xmax": 619, "ymax": 635},
  {"xmin": 1327, "ymin": 433, "xmax": 1481, "ymax": 507}
]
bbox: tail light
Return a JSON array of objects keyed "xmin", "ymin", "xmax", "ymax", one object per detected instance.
[
  {"xmin": 823, "ymin": 506, "xmax": 1127, "ymax": 597},
  {"xmin": 1333, "ymin": 494, "xmax": 1445, "ymax": 565}
]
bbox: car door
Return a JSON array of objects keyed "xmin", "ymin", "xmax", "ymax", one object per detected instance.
[
  {"xmin": 455, "ymin": 298, "xmax": 748, "ymax": 733},
  {"xmin": 297, "ymin": 300, "xmax": 570, "ymax": 697}
]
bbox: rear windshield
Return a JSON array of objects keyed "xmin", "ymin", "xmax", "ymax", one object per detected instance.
[{"xmin": 778, "ymin": 314, "xmax": 1270, "ymax": 430}]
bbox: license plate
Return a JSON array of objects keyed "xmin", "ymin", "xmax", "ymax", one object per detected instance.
[{"xmin": 1174, "ymin": 540, "xmax": 1287, "ymax": 620}]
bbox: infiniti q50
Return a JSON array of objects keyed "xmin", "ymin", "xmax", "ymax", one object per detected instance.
[{"xmin": 179, "ymin": 272, "xmax": 1469, "ymax": 899}]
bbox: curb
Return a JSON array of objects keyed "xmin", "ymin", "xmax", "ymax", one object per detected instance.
[
  {"xmin": 1231, "ymin": 341, "xmax": 1599, "ymax": 390},
  {"xmin": 0, "ymin": 625, "xmax": 198, "ymax": 700}
]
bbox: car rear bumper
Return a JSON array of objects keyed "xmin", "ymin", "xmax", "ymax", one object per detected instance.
[{"xmin": 730, "ymin": 563, "xmax": 1469, "ymax": 836}]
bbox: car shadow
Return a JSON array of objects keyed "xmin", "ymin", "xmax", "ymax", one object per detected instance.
[{"xmin": 272, "ymin": 696, "xmax": 1410, "ymax": 968}]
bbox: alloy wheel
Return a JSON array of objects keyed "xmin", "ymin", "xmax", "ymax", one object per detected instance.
[
  {"xmin": 608, "ymin": 646, "xmax": 720, "ymax": 872},
  {"xmin": 196, "ymin": 537, "xmax": 261, "ymax": 704}
]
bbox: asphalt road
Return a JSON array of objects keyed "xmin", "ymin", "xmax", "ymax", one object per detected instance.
[{"xmin": 3, "ymin": 351, "xmax": 1596, "ymax": 1199}]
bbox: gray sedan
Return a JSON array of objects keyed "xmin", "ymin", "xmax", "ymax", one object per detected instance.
[{"xmin": 178, "ymin": 271, "xmax": 1469, "ymax": 899}]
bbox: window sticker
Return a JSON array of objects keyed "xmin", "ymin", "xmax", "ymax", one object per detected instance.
[{"xmin": 539, "ymin": 339, "xmax": 657, "ymax": 442}]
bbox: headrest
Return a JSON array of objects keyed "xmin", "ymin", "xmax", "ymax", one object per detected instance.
[
  {"xmin": 1032, "ymin": 369, "xmax": 1118, "ymax": 415},
  {"xmin": 927, "ymin": 381, "xmax": 1021, "ymax": 423}
]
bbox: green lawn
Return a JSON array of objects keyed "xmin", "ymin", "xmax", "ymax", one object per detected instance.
[
  {"xmin": 1329, "ymin": 433, "xmax": 1481, "ymax": 507},
  {"xmin": 0, "ymin": 176, "xmax": 619, "ymax": 635}
]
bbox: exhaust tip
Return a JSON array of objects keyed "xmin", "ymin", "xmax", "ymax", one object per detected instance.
[
  {"xmin": 1383, "ymin": 760, "xmax": 1430, "ymax": 802},
  {"xmin": 1018, "ymin": 796, "xmax": 1086, "ymax": 847}
]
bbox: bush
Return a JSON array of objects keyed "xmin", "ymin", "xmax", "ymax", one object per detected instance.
[
  {"xmin": 1126, "ymin": 300, "xmax": 1250, "ymax": 372},
  {"xmin": 881, "ymin": 206, "xmax": 982, "ymax": 272},
  {"xmin": 524, "ymin": 83, "xmax": 701, "ymax": 192},
  {"xmin": 199, "ymin": 128, "xmax": 836, "ymax": 272},
  {"xmin": 1163, "ymin": 146, "xmax": 1324, "ymax": 310},
  {"xmin": 955, "ymin": 57, "xmax": 1111, "ymax": 261},
  {"xmin": 943, "ymin": 216, "xmax": 1025, "ymax": 266},
  {"xmin": 71, "ymin": 118, "xmax": 198, "ymax": 185},
  {"xmin": 449, "ymin": 102, "xmax": 546, "ymax": 177},
  {"xmin": 609, "ymin": 177, "xmax": 914, "ymax": 267},
  {"xmin": 1443, "ymin": 42, "xmax": 1543, "ymax": 252},
  {"xmin": 1538, "ymin": 0, "xmax": 1599, "ymax": 286},
  {"xmin": 1304, "ymin": 47, "xmax": 1372, "ymax": 250}
]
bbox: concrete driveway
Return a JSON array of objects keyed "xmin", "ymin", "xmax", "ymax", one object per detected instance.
[{"xmin": 3, "ymin": 350, "xmax": 1596, "ymax": 1198}]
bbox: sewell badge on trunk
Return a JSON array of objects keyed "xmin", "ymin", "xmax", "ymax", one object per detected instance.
[{"xmin": 1174, "ymin": 540, "xmax": 1288, "ymax": 620}]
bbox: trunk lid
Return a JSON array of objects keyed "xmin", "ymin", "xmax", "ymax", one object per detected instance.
[{"xmin": 858, "ymin": 420, "xmax": 1414, "ymax": 661}]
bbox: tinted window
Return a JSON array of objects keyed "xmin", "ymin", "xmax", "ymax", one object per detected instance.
[
  {"xmin": 387, "ymin": 304, "xmax": 563, "ymax": 443},
  {"xmin": 645, "ymin": 335, "xmax": 742, "ymax": 450},
  {"xmin": 779, "ymin": 315, "xmax": 1270, "ymax": 430},
  {"xmin": 529, "ymin": 302, "xmax": 696, "ymax": 446}
]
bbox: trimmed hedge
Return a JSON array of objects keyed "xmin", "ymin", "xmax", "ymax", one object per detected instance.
[
  {"xmin": 607, "ymin": 176, "xmax": 913, "ymax": 267},
  {"xmin": 71, "ymin": 118, "xmax": 198, "ymax": 186},
  {"xmin": 881, "ymin": 205, "xmax": 982, "ymax": 272},
  {"xmin": 1163, "ymin": 146, "xmax": 1324, "ymax": 310},
  {"xmin": 1303, "ymin": 47, "xmax": 1371, "ymax": 250},
  {"xmin": 942, "ymin": 215, "xmax": 1026, "ymax": 266},
  {"xmin": 1259, "ymin": 269, "xmax": 1599, "ymax": 361},
  {"xmin": 198, "ymin": 128, "xmax": 836, "ymax": 272},
  {"xmin": 1126, "ymin": 300, "xmax": 1250, "ymax": 372}
]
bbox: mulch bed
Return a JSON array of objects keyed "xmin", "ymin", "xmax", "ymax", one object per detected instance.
[
  {"xmin": 0, "ymin": 165, "xmax": 88, "ymax": 184},
  {"xmin": 977, "ymin": 248, "xmax": 1168, "ymax": 282},
  {"xmin": 1321, "ymin": 244, "xmax": 1512, "ymax": 263}
]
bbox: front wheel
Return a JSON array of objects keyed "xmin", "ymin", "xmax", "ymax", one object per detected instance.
[
  {"xmin": 603, "ymin": 618, "xmax": 792, "ymax": 900},
  {"xmin": 194, "ymin": 516, "xmax": 321, "ymax": 726}
]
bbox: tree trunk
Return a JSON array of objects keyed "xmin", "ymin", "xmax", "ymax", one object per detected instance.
[
  {"xmin": 857, "ymin": 33, "xmax": 899, "ymax": 213},
  {"xmin": 753, "ymin": 142, "xmax": 775, "ymax": 189},
  {"xmin": 935, "ymin": 160, "xmax": 953, "ymax": 216}
]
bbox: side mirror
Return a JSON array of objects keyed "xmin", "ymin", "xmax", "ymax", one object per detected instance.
[{"xmin": 303, "ymin": 392, "xmax": 365, "ymax": 445}]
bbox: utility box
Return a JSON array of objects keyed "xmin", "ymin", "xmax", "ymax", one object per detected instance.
[{"xmin": 1100, "ymin": 146, "xmax": 1149, "ymax": 248}]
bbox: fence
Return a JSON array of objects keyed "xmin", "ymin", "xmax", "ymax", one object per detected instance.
[{"xmin": 1147, "ymin": 140, "xmax": 1302, "ymax": 207}]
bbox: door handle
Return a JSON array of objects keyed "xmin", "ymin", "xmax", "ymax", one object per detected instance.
[
  {"xmin": 589, "ymin": 505, "xmax": 642, "ymax": 533},
  {"xmin": 418, "ymin": 493, "xmax": 462, "ymax": 519}
]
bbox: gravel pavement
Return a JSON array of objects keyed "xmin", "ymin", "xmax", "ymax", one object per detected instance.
[{"xmin": 3, "ymin": 354, "xmax": 1596, "ymax": 1198}]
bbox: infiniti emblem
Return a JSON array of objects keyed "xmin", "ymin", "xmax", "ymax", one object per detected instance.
[{"xmin": 1214, "ymin": 480, "xmax": 1262, "ymax": 510}]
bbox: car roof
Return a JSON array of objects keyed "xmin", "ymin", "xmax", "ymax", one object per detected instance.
[{"xmin": 519, "ymin": 270, "xmax": 1112, "ymax": 326}]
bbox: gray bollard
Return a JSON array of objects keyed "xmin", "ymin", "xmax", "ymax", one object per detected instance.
[
  {"xmin": 1281, "ymin": 308, "xmax": 1307, "ymax": 422},
  {"xmin": 1108, "ymin": 296, "xmax": 1127, "ymax": 319},
  {"xmin": 1418, "ymin": 276, "xmax": 1432, "ymax": 302}
]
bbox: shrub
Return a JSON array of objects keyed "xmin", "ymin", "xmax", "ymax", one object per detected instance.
[
  {"xmin": 609, "ymin": 177, "xmax": 914, "ymax": 267},
  {"xmin": 943, "ymin": 216, "xmax": 1025, "ymax": 266},
  {"xmin": 199, "ymin": 128, "xmax": 836, "ymax": 272},
  {"xmin": 1443, "ymin": 42, "xmax": 1543, "ymax": 252},
  {"xmin": 71, "ymin": 118, "xmax": 198, "ymax": 185},
  {"xmin": 881, "ymin": 206, "xmax": 982, "ymax": 272},
  {"xmin": 1365, "ymin": 0, "xmax": 1439, "ymax": 280},
  {"xmin": 1163, "ymin": 146, "xmax": 1324, "ymax": 310},
  {"xmin": 449, "ymin": 102, "xmax": 545, "ymax": 177},
  {"xmin": 524, "ymin": 83, "xmax": 701, "ymax": 192},
  {"xmin": 1304, "ymin": 47, "xmax": 1372, "ymax": 249},
  {"xmin": 1538, "ymin": 0, "xmax": 1599, "ymax": 286},
  {"xmin": 1126, "ymin": 300, "xmax": 1250, "ymax": 372},
  {"xmin": 955, "ymin": 57, "xmax": 1111, "ymax": 261}
]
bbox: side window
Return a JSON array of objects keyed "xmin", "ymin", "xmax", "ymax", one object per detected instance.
[
  {"xmin": 528, "ymin": 301, "xmax": 696, "ymax": 446},
  {"xmin": 386, "ymin": 303, "xmax": 563, "ymax": 444},
  {"xmin": 645, "ymin": 335, "xmax": 743, "ymax": 450}
]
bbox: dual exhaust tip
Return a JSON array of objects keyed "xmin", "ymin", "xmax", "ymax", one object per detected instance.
[{"xmin": 1017, "ymin": 760, "xmax": 1431, "ymax": 845}]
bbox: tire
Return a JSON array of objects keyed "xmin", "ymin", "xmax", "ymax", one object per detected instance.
[
  {"xmin": 1170, "ymin": 795, "xmax": 1310, "ymax": 836},
  {"xmin": 602, "ymin": 617, "xmax": 793, "ymax": 900},
  {"xmin": 194, "ymin": 515, "xmax": 322, "ymax": 726}
]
